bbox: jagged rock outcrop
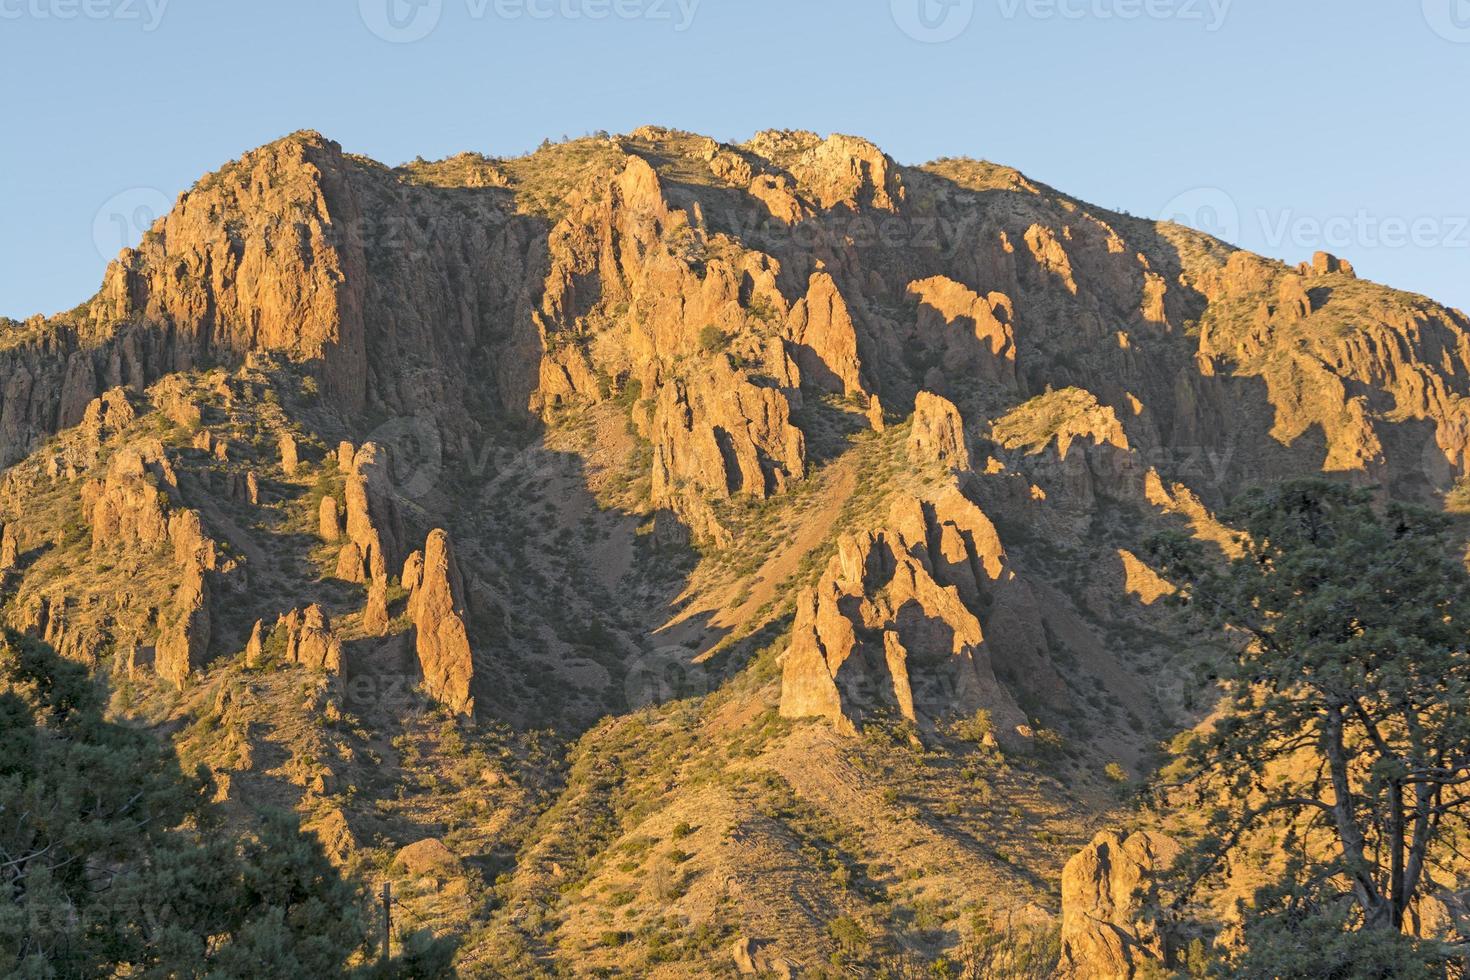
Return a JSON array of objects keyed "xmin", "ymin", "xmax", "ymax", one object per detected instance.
[
  {"xmin": 319, "ymin": 495, "xmax": 341, "ymax": 542},
  {"xmin": 79, "ymin": 387, "xmax": 136, "ymax": 446},
  {"xmin": 989, "ymin": 388, "xmax": 1136, "ymax": 514},
  {"xmin": 335, "ymin": 541, "xmax": 367, "ymax": 582},
  {"xmin": 908, "ymin": 391, "xmax": 970, "ymax": 470},
  {"xmin": 364, "ymin": 581, "xmax": 389, "ymax": 636},
  {"xmin": 226, "ymin": 470, "xmax": 260, "ymax": 505},
  {"xmin": 407, "ymin": 529, "xmax": 474, "ymax": 715},
  {"xmin": 167, "ymin": 509, "xmax": 217, "ymax": 570},
  {"xmin": 401, "ymin": 549, "xmax": 423, "ymax": 593},
  {"xmin": 341, "ymin": 442, "xmax": 404, "ymax": 584},
  {"xmin": 90, "ymin": 132, "xmax": 369, "ymax": 412},
  {"xmin": 649, "ymin": 357, "xmax": 806, "ymax": 506},
  {"xmin": 278, "ymin": 431, "xmax": 300, "ymax": 475},
  {"xmin": 156, "ymin": 564, "xmax": 210, "ymax": 687},
  {"xmin": 83, "ymin": 441, "xmax": 177, "ymax": 553},
  {"xmin": 276, "ymin": 604, "xmax": 343, "ymax": 673},
  {"xmin": 906, "ymin": 276, "xmax": 1017, "ymax": 386},
  {"xmin": 1058, "ymin": 831, "xmax": 1181, "ymax": 979},
  {"xmin": 15, "ymin": 596, "xmax": 107, "ymax": 667},
  {"xmin": 788, "ymin": 133, "xmax": 904, "ymax": 212},
  {"xmin": 779, "ymin": 489, "xmax": 1027, "ymax": 735},
  {"xmin": 787, "ymin": 271, "xmax": 865, "ymax": 396},
  {"xmin": 244, "ymin": 618, "xmax": 264, "ymax": 667},
  {"xmin": 1301, "ymin": 250, "xmax": 1356, "ymax": 278},
  {"xmin": 0, "ymin": 522, "xmax": 17, "ymax": 570}
]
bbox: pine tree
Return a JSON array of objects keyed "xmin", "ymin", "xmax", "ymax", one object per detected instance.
[{"xmin": 1153, "ymin": 481, "xmax": 1470, "ymax": 971}]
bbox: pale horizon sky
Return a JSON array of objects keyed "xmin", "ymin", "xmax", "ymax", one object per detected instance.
[{"xmin": 3, "ymin": 0, "xmax": 1468, "ymax": 318}]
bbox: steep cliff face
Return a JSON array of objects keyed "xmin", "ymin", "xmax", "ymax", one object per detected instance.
[
  {"xmin": 11, "ymin": 128, "xmax": 1470, "ymax": 530},
  {"xmin": 6, "ymin": 126, "xmax": 1470, "ymax": 975},
  {"xmin": 91, "ymin": 134, "xmax": 370, "ymax": 413}
]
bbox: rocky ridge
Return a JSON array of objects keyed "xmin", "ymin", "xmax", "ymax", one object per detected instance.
[{"xmin": 3, "ymin": 126, "xmax": 1470, "ymax": 974}]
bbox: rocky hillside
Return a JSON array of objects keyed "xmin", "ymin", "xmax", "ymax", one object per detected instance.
[{"xmin": 5, "ymin": 126, "xmax": 1470, "ymax": 976}]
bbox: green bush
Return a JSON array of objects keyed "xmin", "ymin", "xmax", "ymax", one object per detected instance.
[
  {"xmin": 698, "ymin": 325, "xmax": 728, "ymax": 354},
  {"xmin": 952, "ymin": 708, "xmax": 994, "ymax": 744},
  {"xmin": 827, "ymin": 916, "xmax": 868, "ymax": 953}
]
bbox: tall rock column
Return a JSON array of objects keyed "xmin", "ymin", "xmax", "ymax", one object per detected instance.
[
  {"xmin": 156, "ymin": 564, "xmax": 211, "ymax": 687},
  {"xmin": 407, "ymin": 529, "xmax": 474, "ymax": 715}
]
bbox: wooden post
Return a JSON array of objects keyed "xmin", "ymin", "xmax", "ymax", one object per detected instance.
[{"xmin": 380, "ymin": 881, "xmax": 392, "ymax": 966}]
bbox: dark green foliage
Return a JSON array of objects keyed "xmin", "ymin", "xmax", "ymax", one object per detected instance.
[
  {"xmin": 1227, "ymin": 884, "xmax": 1453, "ymax": 979},
  {"xmin": 0, "ymin": 630, "xmax": 452, "ymax": 978},
  {"xmin": 1152, "ymin": 480, "xmax": 1470, "ymax": 963},
  {"xmin": 697, "ymin": 325, "xmax": 728, "ymax": 354}
]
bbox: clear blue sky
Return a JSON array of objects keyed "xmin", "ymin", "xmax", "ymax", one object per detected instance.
[{"xmin": 3, "ymin": 0, "xmax": 1468, "ymax": 318}]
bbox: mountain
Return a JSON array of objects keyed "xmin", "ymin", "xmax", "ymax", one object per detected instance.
[{"xmin": 4, "ymin": 125, "xmax": 1469, "ymax": 976}]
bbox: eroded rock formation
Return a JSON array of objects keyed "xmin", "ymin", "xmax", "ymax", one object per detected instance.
[
  {"xmin": 407, "ymin": 529, "xmax": 474, "ymax": 715},
  {"xmin": 1058, "ymin": 830, "xmax": 1181, "ymax": 979},
  {"xmin": 779, "ymin": 489, "xmax": 1027, "ymax": 736},
  {"xmin": 908, "ymin": 391, "xmax": 971, "ymax": 470},
  {"xmin": 156, "ymin": 564, "xmax": 210, "ymax": 687},
  {"xmin": 277, "ymin": 604, "xmax": 343, "ymax": 673}
]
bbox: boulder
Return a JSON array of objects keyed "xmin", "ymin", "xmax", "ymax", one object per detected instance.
[
  {"xmin": 395, "ymin": 838, "xmax": 462, "ymax": 880},
  {"xmin": 1058, "ymin": 830, "xmax": 1181, "ymax": 979}
]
